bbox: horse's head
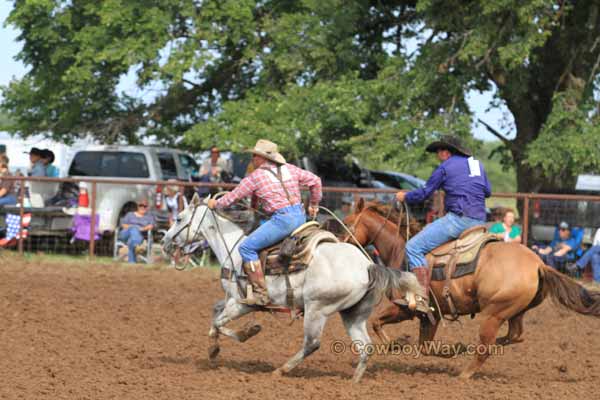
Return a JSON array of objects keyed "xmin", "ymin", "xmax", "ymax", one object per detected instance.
[
  {"xmin": 342, "ymin": 197, "xmax": 372, "ymax": 245},
  {"xmin": 342, "ymin": 198, "xmax": 420, "ymax": 247},
  {"xmin": 162, "ymin": 192, "xmax": 210, "ymax": 255}
]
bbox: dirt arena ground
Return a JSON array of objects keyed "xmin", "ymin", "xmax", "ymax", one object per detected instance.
[{"xmin": 2, "ymin": 255, "xmax": 600, "ymax": 400}]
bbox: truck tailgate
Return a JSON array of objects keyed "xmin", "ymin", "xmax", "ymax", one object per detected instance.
[{"xmin": 0, "ymin": 206, "xmax": 73, "ymax": 235}]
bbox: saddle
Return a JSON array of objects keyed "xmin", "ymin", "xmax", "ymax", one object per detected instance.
[
  {"xmin": 427, "ymin": 225, "xmax": 498, "ymax": 278},
  {"xmin": 251, "ymin": 221, "xmax": 338, "ymax": 317},
  {"xmin": 425, "ymin": 225, "xmax": 499, "ymax": 319},
  {"xmin": 258, "ymin": 221, "xmax": 339, "ymax": 275}
]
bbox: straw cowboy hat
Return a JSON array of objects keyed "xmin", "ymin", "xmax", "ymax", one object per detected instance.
[
  {"xmin": 246, "ymin": 139, "xmax": 286, "ymax": 164},
  {"xmin": 425, "ymin": 135, "xmax": 472, "ymax": 157}
]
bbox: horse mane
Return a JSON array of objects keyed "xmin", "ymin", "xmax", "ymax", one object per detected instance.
[{"xmin": 362, "ymin": 201, "xmax": 423, "ymax": 238}]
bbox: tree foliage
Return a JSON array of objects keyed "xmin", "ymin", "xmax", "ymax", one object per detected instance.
[{"xmin": 2, "ymin": 0, "xmax": 600, "ymax": 191}]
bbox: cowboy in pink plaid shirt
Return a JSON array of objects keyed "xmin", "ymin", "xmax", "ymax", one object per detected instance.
[{"xmin": 208, "ymin": 139, "xmax": 322, "ymax": 306}]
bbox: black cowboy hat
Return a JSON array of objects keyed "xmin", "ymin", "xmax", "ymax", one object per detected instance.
[
  {"xmin": 25, "ymin": 147, "xmax": 44, "ymax": 157},
  {"xmin": 41, "ymin": 149, "xmax": 55, "ymax": 164},
  {"xmin": 425, "ymin": 135, "xmax": 472, "ymax": 157}
]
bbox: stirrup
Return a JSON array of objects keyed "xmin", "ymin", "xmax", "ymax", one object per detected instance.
[{"xmin": 414, "ymin": 297, "xmax": 436, "ymax": 325}]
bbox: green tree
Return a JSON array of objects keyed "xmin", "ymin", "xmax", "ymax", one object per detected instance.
[
  {"xmin": 415, "ymin": 0, "xmax": 600, "ymax": 192},
  {"xmin": 2, "ymin": 0, "xmax": 600, "ymax": 192},
  {"xmin": 0, "ymin": 111, "xmax": 13, "ymax": 131}
]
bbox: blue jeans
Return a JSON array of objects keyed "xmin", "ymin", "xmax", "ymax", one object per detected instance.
[
  {"xmin": 119, "ymin": 226, "xmax": 144, "ymax": 263},
  {"xmin": 538, "ymin": 250, "xmax": 569, "ymax": 271},
  {"xmin": 239, "ymin": 204, "xmax": 306, "ymax": 262},
  {"xmin": 576, "ymin": 246, "xmax": 600, "ymax": 282},
  {"xmin": 405, "ymin": 212, "xmax": 485, "ymax": 270},
  {"xmin": 0, "ymin": 194, "xmax": 17, "ymax": 207}
]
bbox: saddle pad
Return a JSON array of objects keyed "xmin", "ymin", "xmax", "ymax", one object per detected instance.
[{"xmin": 431, "ymin": 259, "xmax": 478, "ymax": 281}]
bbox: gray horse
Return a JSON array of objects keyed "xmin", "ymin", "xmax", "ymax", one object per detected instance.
[{"xmin": 162, "ymin": 194, "xmax": 423, "ymax": 382}]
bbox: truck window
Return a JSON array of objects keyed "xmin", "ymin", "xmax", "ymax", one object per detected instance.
[
  {"xmin": 178, "ymin": 154, "xmax": 198, "ymax": 180},
  {"xmin": 69, "ymin": 151, "xmax": 150, "ymax": 178},
  {"xmin": 158, "ymin": 152, "xmax": 178, "ymax": 180}
]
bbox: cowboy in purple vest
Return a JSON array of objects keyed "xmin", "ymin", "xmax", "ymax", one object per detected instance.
[{"xmin": 396, "ymin": 135, "xmax": 492, "ymax": 315}]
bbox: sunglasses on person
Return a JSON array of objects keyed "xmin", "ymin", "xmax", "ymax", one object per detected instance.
[{"xmin": 138, "ymin": 204, "xmax": 149, "ymax": 208}]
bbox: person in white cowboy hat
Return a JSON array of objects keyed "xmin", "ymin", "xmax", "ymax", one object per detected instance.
[
  {"xmin": 395, "ymin": 135, "xmax": 492, "ymax": 317},
  {"xmin": 207, "ymin": 139, "xmax": 322, "ymax": 306}
]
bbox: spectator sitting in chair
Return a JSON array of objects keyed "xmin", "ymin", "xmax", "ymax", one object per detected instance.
[
  {"xmin": 532, "ymin": 221, "xmax": 583, "ymax": 271},
  {"xmin": 0, "ymin": 162, "xmax": 17, "ymax": 207},
  {"xmin": 489, "ymin": 208, "xmax": 522, "ymax": 243},
  {"xmin": 119, "ymin": 198, "xmax": 155, "ymax": 263},
  {"xmin": 567, "ymin": 227, "xmax": 600, "ymax": 283}
]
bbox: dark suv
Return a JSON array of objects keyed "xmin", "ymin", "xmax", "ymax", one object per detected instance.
[{"xmin": 213, "ymin": 152, "xmax": 430, "ymax": 220}]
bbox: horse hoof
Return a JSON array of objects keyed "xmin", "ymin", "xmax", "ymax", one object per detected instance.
[
  {"xmin": 208, "ymin": 344, "xmax": 220, "ymax": 360},
  {"xmin": 244, "ymin": 324, "xmax": 262, "ymax": 341},
  {"xmin": 236, "ymin": 324, "xmax": 262, "ymax": 343},
  {"xmin": 495, "ymin": 337, "xmax": 510, "ymax": 345},
  {"xmin": 272, "ymin": 368, "xmax": 285, "ymax": 378}
]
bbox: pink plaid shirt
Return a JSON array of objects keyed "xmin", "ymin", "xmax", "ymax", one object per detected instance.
[{"xmin": 216, "ymin": 162, "xmax": 322, "ymax": 214}]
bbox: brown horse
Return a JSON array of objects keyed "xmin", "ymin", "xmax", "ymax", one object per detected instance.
[{"xmin": 343, "ymin": 199, "xmax": 600, "ymax": 379}]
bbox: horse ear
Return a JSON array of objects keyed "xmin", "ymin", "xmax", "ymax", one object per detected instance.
[
  {"xmin": 191, "ymin": 192, "xmax": 202, "ymax": 206},
  {"xmin": 355, "ymin": 197, "xmax": 365, "ymax": 212}
]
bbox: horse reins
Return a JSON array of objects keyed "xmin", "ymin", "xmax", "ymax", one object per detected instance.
[{"xmin": 345, "ymin": 201, "xmax": 401, "ymax": 249}]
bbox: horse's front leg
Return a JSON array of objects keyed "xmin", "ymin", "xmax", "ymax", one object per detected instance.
[{"xmin": 208, "ymin": 297, "xmax": 258, "ymax": 360}]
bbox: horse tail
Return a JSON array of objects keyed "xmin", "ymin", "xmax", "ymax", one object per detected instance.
[
  {"xmin": 367, "ymin": 263, "xmax": 424, "ymax": 305},
  {"xmin": 540, "ymin": 264, "xmax": 600, "ymax": 316}
]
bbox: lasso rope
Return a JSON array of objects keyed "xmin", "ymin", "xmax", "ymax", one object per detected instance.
[{"xmin": 317, "ymin": 205, "xmax": 374, "ymax": 263}]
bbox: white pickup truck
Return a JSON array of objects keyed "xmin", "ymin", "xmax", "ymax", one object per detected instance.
[{"xmin": 1, "ymin": 145, "xmax": 198, "ymax": 236}]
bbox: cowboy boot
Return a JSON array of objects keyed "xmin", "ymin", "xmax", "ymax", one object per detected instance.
[
  {"xmin": 412, "ymin": 266, "xmax": 432, "ymax": 315},
  {"xmin": 240, "ymin": 260, "xmax": 270, "ymax": 306}
]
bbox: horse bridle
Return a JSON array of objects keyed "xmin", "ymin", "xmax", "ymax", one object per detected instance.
[
  {"xmin": 344, "ymin": 204, "xmax": 393, "ymax": 248},
  {"xmin": 344, "ymin": 201, "xmax": 412, "ymax": 250},
  {"xmin": 168, "ymin": 202, "xmax": 244, "ymax": 274}
]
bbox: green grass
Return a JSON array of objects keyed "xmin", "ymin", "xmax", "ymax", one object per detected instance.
[{"xmin": 1, "ymin": 249, "xmax": 222, "ymax": 271}]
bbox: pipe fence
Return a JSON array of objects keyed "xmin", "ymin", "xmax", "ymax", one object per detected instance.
[{"xmin": 1, "ymin": 176, "xmax": 599, "ymax": 263}]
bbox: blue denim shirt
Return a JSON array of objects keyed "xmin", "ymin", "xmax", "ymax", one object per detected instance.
[
  {"xmin": 46, "ymin": 165, "xmax": 59, "ymax": 177},
  {"xmin": 405, "ymin": 155, "xmax": 491, "ymax": 221},
  {"xmin": 29, "ymin": 161, "xmax": 47, "ymax": 177}
]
